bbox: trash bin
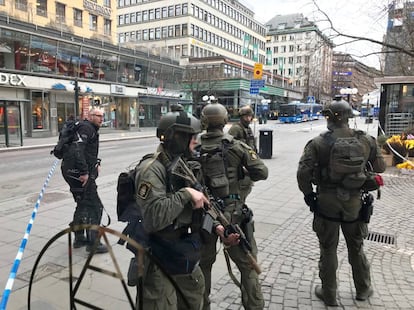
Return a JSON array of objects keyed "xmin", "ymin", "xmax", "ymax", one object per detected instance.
[{"xmin": 259, "ymin": 129, "xmax": 273, "ymax": 159}]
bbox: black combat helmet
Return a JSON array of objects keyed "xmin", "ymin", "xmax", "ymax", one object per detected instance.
[
  {"xmin": 201, "ymin": 102, "xmax": 228, "ymax": 129},
  {"xmin": 322, "ymin": 99, "xmax": 354, "ymax": 125},
  {"xmin": 156, "ymin": 111, "xmax": 201, "ymax": 142}
]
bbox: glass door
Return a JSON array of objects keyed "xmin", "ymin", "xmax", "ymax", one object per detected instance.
[
  {"xmin": 0, "ymin": 102, "xmax": 22, "ymax": 147},
  {"xmin": 57, "ymin": 102, "xmax": 75, "ymax": 132}
]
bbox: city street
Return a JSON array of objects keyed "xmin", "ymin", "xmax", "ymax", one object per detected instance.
[{"xmin": 1, "ymin": 118, "xmax": 414, "ymax": 309}]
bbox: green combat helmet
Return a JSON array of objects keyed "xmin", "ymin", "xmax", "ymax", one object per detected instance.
[
  {"xmin": 201, "ymin": 102, "xmax": 228, "ymax": 129},
  {"xmin": 156, "ymin": 111, "xmax": 201, "ymax": 142},
  {"xmin": 239, "ymin": 105, "xmax": 254, "ymax": 117}
]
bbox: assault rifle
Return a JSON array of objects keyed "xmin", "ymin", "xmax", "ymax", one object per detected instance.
[{"xmin": 170, "ymin": 156, "xmax": 261, "ymax": 274}]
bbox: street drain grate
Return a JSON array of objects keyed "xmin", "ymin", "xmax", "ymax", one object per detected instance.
[
  {"xmin": 365, "ymin": 231, "xmax": 395, "ymax": 245},
  {"xmin": 16, "ymin": 262, "xmax": 65, "ymax": 282}
]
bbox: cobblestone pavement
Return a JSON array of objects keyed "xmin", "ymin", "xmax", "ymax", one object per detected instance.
[{"xmin": 210, "ymin": 170, "xmax": 414, "ymax": 309}]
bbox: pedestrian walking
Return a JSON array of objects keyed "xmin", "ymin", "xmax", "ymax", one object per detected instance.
[
  {"xmin": 296, "ymin": 98, "xmax": 386, "ymax": 306},
  {"xmin": 199, "ymin": 101, "xmax": 268, "ymax": 310},
  {"xmin": 60, "ymin": 108, "xmax": 108, "ymax": 253},
  {"xmin": 134, "ymin": 110, "xmax": 209, "ymax": 309}
]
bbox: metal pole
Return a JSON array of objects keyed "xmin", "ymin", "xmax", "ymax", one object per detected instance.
[{"xmin": 74, "ymin": 79, "xmax": 79, "ymax": 119}]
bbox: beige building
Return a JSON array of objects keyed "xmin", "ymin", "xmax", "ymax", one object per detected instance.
[{"xmin": 0, "ymin": 0, "xmax": 117, "ymax": 44}]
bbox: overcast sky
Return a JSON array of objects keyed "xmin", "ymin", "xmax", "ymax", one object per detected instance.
[{"xmin": 247, "ymin": 0, "xmax": 390, "ymax": 69}]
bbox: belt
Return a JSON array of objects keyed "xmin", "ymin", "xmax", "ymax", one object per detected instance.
[{"xmin": 225, "ymin": 194, "xmax": 240, "ymax": 200}]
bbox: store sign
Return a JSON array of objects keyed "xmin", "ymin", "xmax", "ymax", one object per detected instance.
[
  {"xmin": 110, "ymin": 84, "xmax": 126, "ymax": 95},
  {"xmin": 83, "ymin": 0, "xmax": 112, "ymax": 18},
  {"xmin": 0, "ymin": 73, "xmax": 26, "ymax": 86}
]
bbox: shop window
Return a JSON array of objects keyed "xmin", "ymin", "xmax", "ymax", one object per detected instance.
[{"xmin": 31, "ymin": 92, "xmax": 49, "ymax": 130}]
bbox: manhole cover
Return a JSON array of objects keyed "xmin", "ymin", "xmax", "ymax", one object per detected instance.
[
  {"xmin": 17, "ymin": 262, "xmax": 65, "ymax": 282},
  {"xmin": 366, "ymin": 231, "xmax": 395, "ymax": 245},
  {"xmin": 27, "ymin": 191, "xmax": 70, "ymax": 204}
]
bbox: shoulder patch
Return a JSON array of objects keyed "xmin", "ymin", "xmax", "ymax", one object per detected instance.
[
  {"xmin": 137, "ymin": 182, "xmax": 152, "ymax": 199},
  {"xmin": 249, "ymin": 149, "xmax": 258, "ymax": 160}
]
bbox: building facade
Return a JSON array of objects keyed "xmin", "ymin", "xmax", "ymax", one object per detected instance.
[
  {"xmin": 332, "ymin": 52, "xmax": 382, "ymax": 109},
  {"xmin": 264, "ymin": 14, "xmax": 334, "ymax": 104},
  {"xmin": 116, "ymin": 0, "xmax": 303, "ymax": 118},
  {"xmin": 0, "ymin": 5, "xmax": 187, "ymax": 147}
]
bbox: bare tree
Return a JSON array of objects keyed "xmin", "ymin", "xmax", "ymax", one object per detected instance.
[{"xmin": 309, "ymin": 0, "xmax": 414, "ymax": 65}]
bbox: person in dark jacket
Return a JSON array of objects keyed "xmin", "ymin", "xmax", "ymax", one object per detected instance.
[{"xmin": 61, "ymin": 109, "xmax": 108, "ymax": 253}]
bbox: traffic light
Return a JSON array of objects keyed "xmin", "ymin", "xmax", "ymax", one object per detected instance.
[{"xmin": 253, "ymin": 63, "xmax": 263, "ymax": 80}]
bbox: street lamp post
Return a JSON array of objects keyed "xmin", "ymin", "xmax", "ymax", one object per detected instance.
[{"xmin": 339, "ymin": 87, "xmax": 358, "ymax": 106}]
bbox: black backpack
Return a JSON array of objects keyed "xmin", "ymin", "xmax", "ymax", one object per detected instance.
[
  {"xmin": 51, "ymin": 119, "xmax": 81, "ymax": 159},
  {"xmin": 117, "ymin": 155, "xmax": 154, "ymax": 253}
]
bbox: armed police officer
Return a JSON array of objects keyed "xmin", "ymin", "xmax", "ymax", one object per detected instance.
[
  {"xmin": 61, "ymin": 108, "xmax": 108, "ymax": 253},
  {"xmin": 199, "ymin": 102, "xmax": 268, "ymax": 310},
  {"xmin": 228, "ymin": 105, "xmax": 257, "ymax": 203},
  {"xmin": 297, "ymin": 98, "xmax": 386, "ymax": 306},
  {"xmin": 135, "ymin": 111, "xmax": 209, "ymax": 309}
]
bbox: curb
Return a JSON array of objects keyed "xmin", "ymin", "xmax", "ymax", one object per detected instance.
[{"xmin": 0, "ymin": 134, "xmax": 155, "ymax": 153}]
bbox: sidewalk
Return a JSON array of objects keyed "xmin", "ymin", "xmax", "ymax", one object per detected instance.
[{"xmin": 1, "ymin": 117, "xmax": 414, "ymax": 309}]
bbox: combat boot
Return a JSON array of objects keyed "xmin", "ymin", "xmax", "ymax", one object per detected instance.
[
  {"xmin": 86, "ymin": 229, "xmax": 108, "ymax": 254},
  {"xmin": 315, "ymin": 285, "xmax": 338, "ymax": 306},
  {"xmin": 73, "ymin": 230, "xmax": 88, "ymax": 248},
  {"xmin": 356, "ymin": 287, "xmax": 373, "ymax": 301}
]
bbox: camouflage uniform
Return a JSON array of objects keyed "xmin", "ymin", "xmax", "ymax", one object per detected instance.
[
  {"xmin": 135, "ymin": 111, "xmax": 205, "ymax": 310},
  {"xmin": 200, "ymin": 129, "xmax": 268, "ymax": 310},
  {"xmin": 228, "ymin": 118, "xmax": 257, "ymax": 203},
  {"xmin": 297, "ymin": 100, "xmax": 386, "ymax": 306}
]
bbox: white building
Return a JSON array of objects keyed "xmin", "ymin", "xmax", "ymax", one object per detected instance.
[
  {"xmin": 117, "ymin": 0, "xmax": 267, "ymax": 69},
  {"xmin": 264, "ymin": 14, "xmax": 334, "ymax": 104}
]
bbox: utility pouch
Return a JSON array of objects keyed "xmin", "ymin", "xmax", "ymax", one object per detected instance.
[
  {"xmin": 201, "ymin": 213, "xmax": 214, "ymax": 234},
  {"xmin": 241, "ymin": 205, "xmax": 254, "ymax": 243},
  {"xmin": 127, "ymin": 257, "xmax": 139, "ymax": 286},
  {"xmin": 359, "ymin": 193, "xmax": 374, "ymax": 223}
]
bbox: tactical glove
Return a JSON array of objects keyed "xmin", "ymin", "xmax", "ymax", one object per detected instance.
[{"xmin": 304, "ymin": 192, "xmax": 318, "ymax": 213}]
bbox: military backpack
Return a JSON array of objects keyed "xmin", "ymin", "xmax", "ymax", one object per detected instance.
[
  {"xmin": 51, "ymin": 119, "xmax": 81, "ymax": 159},
  {"xmin": 323, "ymin": 130, "xmax": 368, "ymax": 189}
]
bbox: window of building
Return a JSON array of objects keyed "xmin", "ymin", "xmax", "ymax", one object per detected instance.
[
  {"xmin": 168, "ymin": 25, "xmax": 173, "ymax": 37},
  {"xmin": 143, "ymin": 10, "xmax": 148, "ymax": 21},
  {"xmin": 149, "ymin": 9, "xmax": 154, "ymax": 20},
  {"xmin": 0, "ymin": 0, "xmax": 5, "ymax": 5},
  {"xmin": 125, "ymin": 13, "xmax": 130, "ymax": 24},
  {"xmin": 136, "ymin": 30, "xmax": 142, "ymax": 41},
  {"xmin": 31, "ymin": 91, "xmax": 50, "ymax": 130},
  {"xmin": 103, "ymin": 0, "xmax": 110, "ymax": 7},
  {"xmin": 162, "ymin": 7, "xmax": 167, "ymax": 18},
  {"xmin": 89, "ymin": 14, "xmax": 97, "ymax": 31},
  {"xmin": 56, "ymin": 2, "xmax": 66, "ymax": 23},
  {"xmin": 155, "ymin": 8, "xmax": 160, "ymax": 19},
  {"xmin": 281, "ymin": 46, "xmax": 286, "ymax": 53},
  {"xmin": 136, "ymin": 12, "xmax": 141, "ymax": 22},
  {"xmin": 182, "ymin": 44, "xmax": 188, "ymax": 56},
  {"xmin": 182, "ymin": 3, "xmax": 188, "ymax": 14},
  {"xmin": 161, "ymin": 26, "xmax": 167, "ymax": 38},
  {"xmin": 168, "ymin": 5, "xmax": 174, "ymax": 17},
  {"xmin": 142, "ymin": 29, "xmax": 148, "ymax": 40},
  {"xmin": 73, "ymin": 9, "xmax": 82, "ymax": 27},
  {"xmin": 118, "ymin": 15, "xmax": 124, "ymax": 25},
  {"xmin": 155, "ymin": 27, "xmax": 161, "ymax": 39},
  {"xmin": 15, "ymin": 0, "xmax": 27, "ymax": 11},
  {"xmin": 104, "ymin": 19, "xmax": 111, "ymax": 35},
  {"xmin": 289, "ymin": 45, "xmax": 294, "ymax": 52},
  {"xmin": 36, "ymin": 0, "xmax": 47, "ymax": 16},
  {"xmin": 182, "ymin": 24, "xmax": 187, "ymax": 36},
  {"xmin": 149, "ymin": 28, "xmax": 154, "ymax": 40},
  {"xmin": 288, "ymin": 57, "xmax": 293, "ymax": 64},
  {"xmin": 131, "ymin": 12, "xmax": 136, "ymax": 23},
  {"xmin": 175, "ymin": 25, "xmax": 180, "ymax": 37},
  {"xmin": 175, "ymin": 4, "xmax": 181, "ymax": 16}
]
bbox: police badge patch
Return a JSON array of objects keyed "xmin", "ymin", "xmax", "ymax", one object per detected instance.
[
  {"xmin": 137, "ymin": 182, "xmax": 152, "ymax": 199},
  {"xmin": 249, "ymin": 150, "xmax": 258, "ymax": 160}
]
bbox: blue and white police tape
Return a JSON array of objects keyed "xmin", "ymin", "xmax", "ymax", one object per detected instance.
[{"xmin": 0, "ymin": 158, "xmax": 59, "ymax": 310}]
